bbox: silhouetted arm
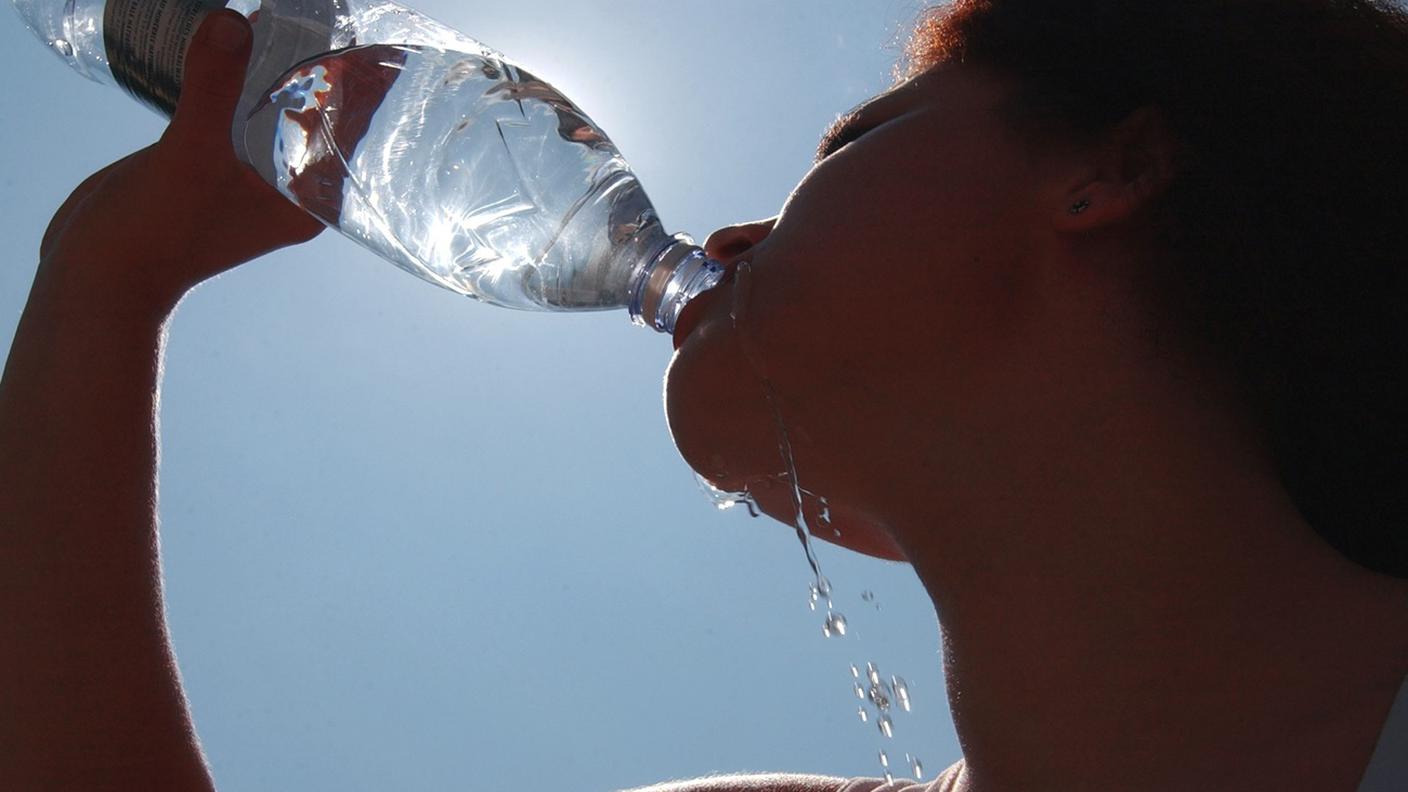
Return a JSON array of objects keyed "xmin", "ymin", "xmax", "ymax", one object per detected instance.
[{"xmin": 0, "ymin": 11, "xmax": 320, "ymax": 787}]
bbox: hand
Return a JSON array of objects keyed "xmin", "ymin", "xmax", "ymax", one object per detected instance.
[{"xmin": 39, "ymin": 10, "xmax": 324, "ymax": 308}]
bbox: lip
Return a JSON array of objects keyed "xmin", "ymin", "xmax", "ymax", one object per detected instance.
[{"xmin": 672, "ymin": 260, "xmax": 742, "ymax": 350}]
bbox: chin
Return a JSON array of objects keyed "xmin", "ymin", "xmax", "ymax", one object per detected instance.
[
  {"xmin": 665, "ymin": 317, "xmax": 908, "ymax": 564},
  {"xmin": 745, "ymin": 476, "xmax": 910, "ymax": 563},
  {"xmin": 663, "ymin": 327, "xmax": 777, "ymax": 491},
  {"xmin": 822, "ymin": 531, "xmax": 909, "ymax": 563},
  {"xmin": 668, "ymin": 429, "xmax": 911, "ymax": 565}
]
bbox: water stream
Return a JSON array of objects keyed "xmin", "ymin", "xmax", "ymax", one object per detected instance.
[{"xmin": 691, "ymin": 260, "xmax": 925, "ymax": 783}]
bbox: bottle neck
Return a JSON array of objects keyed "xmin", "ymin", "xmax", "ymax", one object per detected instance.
[{"xmin": 627, "ymin": 235, "xmax": 725, "ymax": 335}]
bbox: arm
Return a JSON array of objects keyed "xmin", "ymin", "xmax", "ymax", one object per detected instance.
[{"xmin": 0, "ymin": 12, "xmax": 321, "ymax": 788}]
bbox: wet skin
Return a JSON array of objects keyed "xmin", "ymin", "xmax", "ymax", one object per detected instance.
[{"xmin": 660, "ymin": 62, "xmax": 1408, "ymax": 791}]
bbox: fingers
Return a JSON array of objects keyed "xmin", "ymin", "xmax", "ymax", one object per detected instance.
[{"xmin": 167, "ymin": 10, "xmax": 252, "ymax": 146}]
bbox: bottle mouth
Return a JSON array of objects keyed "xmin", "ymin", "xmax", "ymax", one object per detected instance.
[{"xmin": 629, "ymin": 236, "xmax": 725, "ymax": 334}]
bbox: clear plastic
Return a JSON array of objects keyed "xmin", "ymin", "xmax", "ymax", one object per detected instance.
[
  {"xmin": 254, "ymin": 43, "xmax": 684, "ymax": 313},
  {"xmin": 9, "ymin": 0, "xmax": 724, "ymax": 330},
  {"xmin": 10, "ymin": 0, "xmax": 117, "ymax": 83}
]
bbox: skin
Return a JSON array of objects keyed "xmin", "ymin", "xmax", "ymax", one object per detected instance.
[
  {"xmin": 1, "ymin": 9, "xmax": 1405, "ymax": 792},
  {"xmin": 668, "ymin": 57, "xmax": 1408, "ymax": 792}
]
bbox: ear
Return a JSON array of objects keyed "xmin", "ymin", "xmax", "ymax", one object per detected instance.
[{"xmin": 1052, "ymin": 106, "xmax": 1182, "ymax": 233}]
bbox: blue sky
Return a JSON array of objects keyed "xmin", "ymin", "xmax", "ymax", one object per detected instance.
[{"xmin": 0, "ymin": 1, "xmax": 963, "ymax": 788}]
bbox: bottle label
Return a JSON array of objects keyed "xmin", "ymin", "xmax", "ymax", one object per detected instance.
[{"xmin": 104, "ymin": 0, "xmax": 227, "ymax": 115}]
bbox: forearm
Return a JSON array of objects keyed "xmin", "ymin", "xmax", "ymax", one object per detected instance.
[{"xmin": 0, "ymin": 258, "xmax": 213, "ymax": 789}]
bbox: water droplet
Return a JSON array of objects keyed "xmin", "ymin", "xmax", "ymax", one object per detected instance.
[
  {"xmin": 878, "ymin": 750, "xmax": 890, "ymax": 768},
  {"xmin": 883, "ymin": 773, "xmax": 894, "ymax": 785},
  {"xmin": 822, "ymin": 612, "xmax": 848, "ymax": 638},
  {"xmin": 892, "ymin": 675, "xmax": 911, "ymax": 712},
  {"xmin": 808, "ymin": 576, "xmax": 833, "ymax": 612},
  {"xmin": 818, "ymin": 498, "xmax": 832, "ymax": 524},
  {"xmin": 51, "ymin": 39, "xmax": 73, "ymax": 57},
  {"xmin": 910, "ymin": 757, "xmax": 925, "ymax": 779},
  {"xmin": 877, "ymin": 713, "xmax": 894, "ymax": 738},
  {"xmin": 850, "ymin": 664, "xmax": 861, "ymax": 679},
  {"xmin": 866, "ymin": 662, "xmax": 881, "ymax": 686},
  {"xmin": 730, "ymin": 260, "xmax": 754, "ymax": 328},
  {"xmin": 868, "ymin": 680, "xmax": 891, "ymax": 711},
  {"xmin": 853, "ymin": 682, "xmax": 865, "ymax": 700},
  {"xmin": 857, "ymin": 706, "xmax": 868, "ymax": 723},
  {"xmin": 693, "ymin": 472, "xmax": 757, "ymax": 514},
  {"xmin": 861, "ymin": 590, "xmax": 875, "ymax": 602}
]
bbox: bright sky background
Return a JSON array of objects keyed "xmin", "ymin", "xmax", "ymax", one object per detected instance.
[{"xmin": 0, "ymin": 1, "xmax": 964, "ymax": 789}]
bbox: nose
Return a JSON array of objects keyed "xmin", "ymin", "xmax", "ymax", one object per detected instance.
[{"xmin": 704, "ymin": 217, "xmax": 777, "ymax": 263}]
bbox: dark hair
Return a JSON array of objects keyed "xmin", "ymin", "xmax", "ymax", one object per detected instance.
[{"xmin": 907, "ymin": 0, "xmax": 1408, "ymax": 577}]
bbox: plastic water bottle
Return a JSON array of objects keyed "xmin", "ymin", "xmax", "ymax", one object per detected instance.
[{"xmin": 11, "ymin": 0, "xmax": 724, "ymax": 332}]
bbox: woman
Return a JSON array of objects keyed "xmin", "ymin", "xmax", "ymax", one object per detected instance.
[{"xmin": 2, "ymin": 0, "xmax": 1405, "ymax": 789}]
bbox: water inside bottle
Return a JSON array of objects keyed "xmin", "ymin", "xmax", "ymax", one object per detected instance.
[{"xmin": 255, "ymin": 44, "xmax": 663, "ymax": 311}]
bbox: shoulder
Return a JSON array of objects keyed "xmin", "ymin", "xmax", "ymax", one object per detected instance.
[
  {"xmin": 621, "ymin": 764, "xmax": 966, "ymax": 792},
  {"xmin": 622, "ymin": 774, "xmax": 848, "ymax": 792}
]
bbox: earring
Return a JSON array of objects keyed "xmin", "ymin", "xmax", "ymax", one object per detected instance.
[{"xmin": 1069, "ymin": 198, "xmax": 1092, "ymax": 215}]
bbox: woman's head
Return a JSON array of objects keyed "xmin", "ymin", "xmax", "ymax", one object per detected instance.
[
  {"xmin": 666, "ymin": 0, "xmax": 1408, "ymax": 577},
  {"xmin": 907, "ymin": 0, "xmax": 1408, "ymax": 577}
]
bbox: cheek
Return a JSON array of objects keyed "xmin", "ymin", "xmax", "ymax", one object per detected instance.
[{"xmin": 773, "ymin": 140, "xmax": 1034, "ymax": 344}]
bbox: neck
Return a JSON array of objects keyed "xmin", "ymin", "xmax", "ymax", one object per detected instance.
[{"xmin": 884, "ymin": 357, "xmax": 1408, "ymax": 791}]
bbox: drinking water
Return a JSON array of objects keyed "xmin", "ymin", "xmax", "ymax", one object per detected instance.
[
  {"xmin": 258, "ymin": 45, "xmax": 668, "ymax": 311},
  {"xmin": 11, "ymin": 0, "xmax": 722, "ymax": 330}
]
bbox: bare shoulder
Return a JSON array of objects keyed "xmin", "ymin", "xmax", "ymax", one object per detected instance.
[
  {"xmin": 621, "ymin": 774, "xmax": 848, "ymax": 792},
  {"xmin": 621, "ymin": 763, "xmax": 966, "ymax": 792}
]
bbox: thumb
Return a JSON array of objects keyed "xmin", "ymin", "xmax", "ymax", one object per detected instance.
[{"xmin": 168, "ymin": 10, "xmax": 252, "ymax": 142}]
